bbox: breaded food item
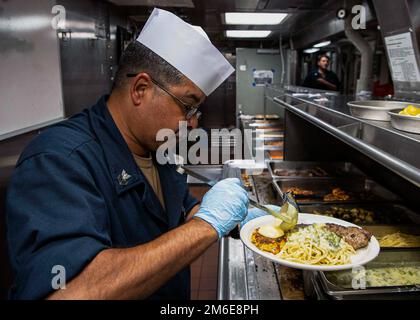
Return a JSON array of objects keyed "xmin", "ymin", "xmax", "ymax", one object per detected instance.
[
  {"xmin": 323, "ymin": 188, "xmax": 352, "ymax": 201},
  {"xmin": 251, "ymin": 228, "xmax": 286, "ymax": 254},
  {"xmin": 284, "ymin": 187, "xmax": 314, "ymax": 196}
]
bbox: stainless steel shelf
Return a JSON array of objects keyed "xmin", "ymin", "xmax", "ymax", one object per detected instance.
[{"xmin": 273, "ymin": 95, "xmax": 420, "ymax": 188}]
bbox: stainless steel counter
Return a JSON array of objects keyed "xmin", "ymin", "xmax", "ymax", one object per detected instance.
[
  {"xmin": 287, "ymin": 94, "xmax": 420, "ymax": 142},
  {"xmin": 216, "ymin": 89, "xmax": 420, "ymax": 300}
]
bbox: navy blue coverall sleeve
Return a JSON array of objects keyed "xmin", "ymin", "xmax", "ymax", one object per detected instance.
[{"xmin": 6, "ymin": 153, "xmax": 112, "ymax": 299}]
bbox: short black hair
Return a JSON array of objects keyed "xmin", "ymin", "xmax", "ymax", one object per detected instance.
[
  {"xmin": 317, "ymin": 54, "xmax": 330, "ymax": 62},
  {"xmin": 112, "ymin": 41, "xmax": 184, "ymax": 91}
]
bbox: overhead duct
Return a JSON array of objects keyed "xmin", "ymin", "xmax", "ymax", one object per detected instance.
[{"xmin": 344, "ymin": 16, "xmax": 373, "ymax": 94}]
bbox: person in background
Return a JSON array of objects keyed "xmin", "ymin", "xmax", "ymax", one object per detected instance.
[{"xmin": 303, "ymin": 54, "xmax": 340, "ymax": 91}]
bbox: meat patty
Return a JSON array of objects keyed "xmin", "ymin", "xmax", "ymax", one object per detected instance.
[{"xmin": 325, "ymin": 223, "xmax": 372, "ymax": 250}]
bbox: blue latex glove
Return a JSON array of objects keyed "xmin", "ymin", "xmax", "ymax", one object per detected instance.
[
  {"xmin": 194, "ymin": 178, "xmax": 249, "ymax": 238},
  {"xmin": 240, "ymin": 205, "xmax": 281, "ymax": 229}
]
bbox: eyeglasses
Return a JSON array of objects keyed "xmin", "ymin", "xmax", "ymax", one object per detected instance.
[{"xmin": 126, "ymin": 73, "xmax": 201, "ymax": 120}]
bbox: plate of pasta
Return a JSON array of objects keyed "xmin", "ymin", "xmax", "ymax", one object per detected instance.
[{"xmin": 240, "ymin": 213, "xmax": 380, "ymax": 271}]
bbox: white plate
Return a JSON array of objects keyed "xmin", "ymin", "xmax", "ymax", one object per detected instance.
[{"xmin": 240, "ymin": 213, "xmax": 380, "ymax": 271}]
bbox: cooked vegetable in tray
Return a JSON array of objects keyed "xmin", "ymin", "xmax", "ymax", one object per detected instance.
[
  {"xmin": 327, "ymin": 266, "xmax": 420, "ymax": 288},
  {"xmin": 302, "ymin": 204, "xmax": 413, "ymax": 225},
  {"xmin": 313, "ymin": 206, "xmax": 375, "ymax": 224}
]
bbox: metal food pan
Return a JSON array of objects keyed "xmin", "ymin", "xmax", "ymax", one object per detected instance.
[
  {"xmin": 266, "ymin": 150, "xmax": 284, "ymax": 161},
  {"xmin": 262, "ymin": 140, "xmax": 284, "ymax": 150},
  {"xmin": 348, "ymin": 100, "xmax": 420, "ymax": 121},
  {"xmin": 317, "ymin": 250, "xmax": 420, "ymax": 299},
  {"xmin": 254, "ymin": 140, "xmax": 284, "ymax": 151},
  {"xmin": 245, "ymin": 120, "xmax": 281, "ymax": 126},
  {"xmin": 365, "ymin": 225, "xmax": 420, "ymax": 249},
  {"xmin": 254, "ymin": 134, "xmax": 284, "ymax": 142},
  {"xmin": 255, "ymin": 131, "xmax": 284, "ymax": 140},
  {"xmin": 254, "ymin": 127, "xmax": 284, "ymax": 132},
  {"xmin": 271, "ymin": 178, "xmax": 400, "ymax": 204},
  {"xmin": 388, "ymin": 109, "xmax": 420, "ymax": 135},
  {"xmin": 248, "ymin": 121, "xmax": 283, "ymax": 128},
  {"xmin": 298, "ymin": 203, "xmax": 416, "ymax": 225},
  {"xmin": 256, "ymin": 145, "xmax": 283, "ymax": 151},
  {"xmin": 268, "ymin": 161, "xmax": 365, "ymax": 179},
  {"xmin": 253, "ymin": 114, "xmax": 280, "ymax": 120},
  {"xmin": 256, "ymin": 146, "xmax": 283, "ymax": 152}
]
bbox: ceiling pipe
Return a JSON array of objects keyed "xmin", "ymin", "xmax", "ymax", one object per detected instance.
[{"xmin": 344, "ymin": 16, "xmax": 374, "ymax": 94}]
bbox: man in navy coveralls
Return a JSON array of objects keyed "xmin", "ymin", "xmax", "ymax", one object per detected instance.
[{"xmin": 6, "ymin": 8, "xmax": 249, "ymax": 299}]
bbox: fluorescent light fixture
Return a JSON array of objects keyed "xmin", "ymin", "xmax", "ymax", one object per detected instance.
[
  {"xmin": 313, "ymin": 40, "xmax": 331, "ymax": 48},
  {"xmin": 225, "ymin": 30, "xmax": 271, "ymax": 38},
  {"xmin": 224, "ymin": 12, "xmax": 287, "ymax": 25},
  {"xmin": 303, "ymin": 48, "xmax": 320, "ymax": 54}
]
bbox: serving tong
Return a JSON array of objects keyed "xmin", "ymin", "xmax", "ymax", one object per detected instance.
[{"xmin": 177, "ymin": 165, "xmax": 299, "ymax": 229}]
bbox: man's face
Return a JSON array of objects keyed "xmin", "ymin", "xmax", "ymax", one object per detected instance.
[
  {"xmin": 126, "ymin": 74, "xmax": 206, "ymax": 153},
  {"xmin": 318, "ymin": 57, "xmax": 330, "ymax": 70}
]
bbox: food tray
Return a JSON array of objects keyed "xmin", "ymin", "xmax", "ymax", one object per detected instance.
[
  {"xmin": 248, "ymin": 121, "xmax": 283, "ymax": 128},
  {"xmin": 257, "ymin": 141, "xmax": 284, "ymax": 151},
  {"xmin": 266, "ymin": 150, "xmax": 284, "ymax": 160},
  {"xmin": 317, "ymin": 250, "xmax": 420, "ymax": 299},
  {"xmin": 365, "ymin": 225, "xmax": 420, "ymax": 249},
  {"xmin": 255, "ymin": 132, "xmax": 284, "ymax": 140},
  {"xmin": 388, "ymin": 109, "xmax": 420, "ymax": 134},
  {"xmin": 257, "ymin": 147, "xmax": 283, "ymax": 152},
  {"xmin": 253, "ymin": 114, "xmax": 280, "ymax": 120},
  {"xmin": 298, "ymin": 203, "xmax": 416, "ymax": 226},
  {"xmin": 268, "ymin": 161, "xmax": 365, "ymax": 179},
  {"xmin": 347, "ymin": 100, "xmax": 420, "ymax": 121},
  {"xmin": 254, "ymin": 133, "xmax": 284, "ymax": 142},
  {"xmin": 271, "ymin": 178, "xmax": 400, "ymax": 204},
  {"xmin": 254, "ymin": 127, "xmax": 284, "ymax": 132}
]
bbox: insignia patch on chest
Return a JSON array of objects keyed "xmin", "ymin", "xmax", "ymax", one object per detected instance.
[{"xmin": 118, "ymin": 169, "xmax": 132, "ymax": 186}]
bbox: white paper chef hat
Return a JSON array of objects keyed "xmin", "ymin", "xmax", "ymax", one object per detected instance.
[{"xmin": 136, "ymin": 8, "xmax": 234, "ymax": 96}]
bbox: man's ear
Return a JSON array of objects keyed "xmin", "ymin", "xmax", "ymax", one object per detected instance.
[{"xmin": 130, "ymin": 73, "xmax": 152, "ymax": 107}]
